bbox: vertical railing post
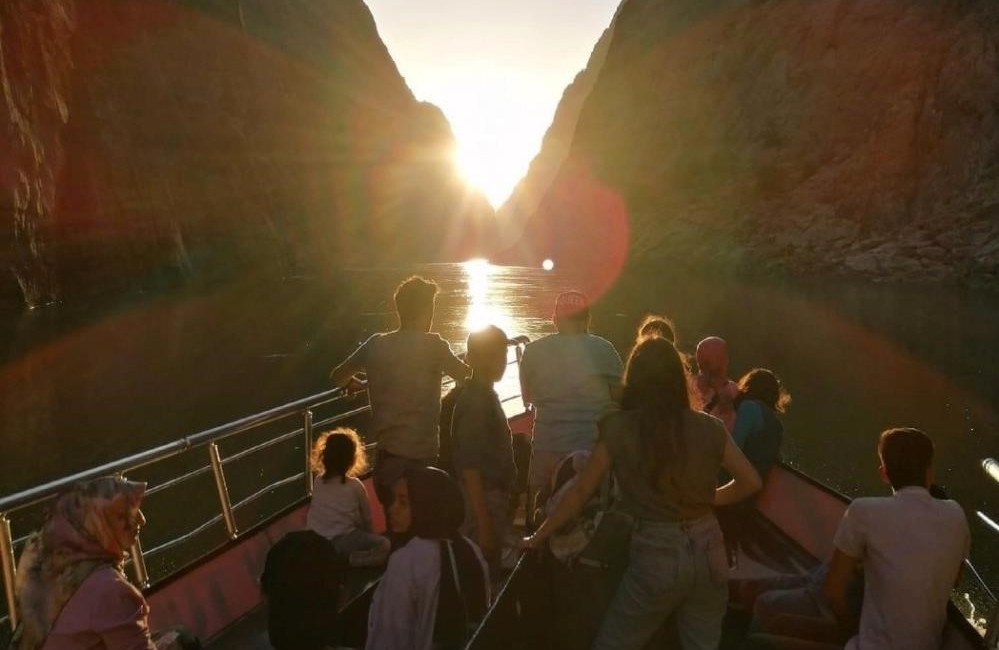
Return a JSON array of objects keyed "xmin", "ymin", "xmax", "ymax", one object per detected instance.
[
  {"xmin": 208, "ymin": 443, "xmax": 238, "ymax": 539},
  {"xmin": 304, "ymin": 410, "xmax": 315, "ymax": 496},
  {"xmin": 514, "ymin": 340, "xmax": 530, "ymax": 412},
  {"xmin": 129, "ymin": 537, "xmax": 149, "ymax": 590},
  {"xmin": 0, "ymin": 514, "xmax": 18, "ymax": 629}
]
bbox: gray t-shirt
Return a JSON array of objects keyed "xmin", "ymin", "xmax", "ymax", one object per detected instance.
[
  {"xmin": 599, "ymin": 409, "xmax": 727, "ymax": 521},
  {"xmin": 520, "ymin": 333, "xmax": 623, "ymax": 453},
  {"xmin": 344, "ymin": 331, "xmax": 464, "ymax": 459},
  {"xmin": 451, "ymin": 379, "xmax": 516, "ymax": 491},
  {"xmin": 834, "ymin": 487, "xmax": 969, "ymax": 650}
]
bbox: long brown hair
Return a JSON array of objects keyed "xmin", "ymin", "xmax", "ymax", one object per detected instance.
[{"xmin": 621, "ymin": 338, "xmax": 692, "ymax": 491}]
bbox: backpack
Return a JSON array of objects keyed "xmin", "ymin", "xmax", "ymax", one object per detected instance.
[
  {"xmin": 260, "ymin": 530, "xmax": 345, "ymax": 650},
  {"xmin": 544, "ymin": 451, "xmax": 634, "ymax": 650},
  {"xmin": 544, "ymin": 451, "xmax": 633, "ymax": 571},
  {"xmin": 438, "ymin": 385, "xmax": 464, "ymax": 479}
]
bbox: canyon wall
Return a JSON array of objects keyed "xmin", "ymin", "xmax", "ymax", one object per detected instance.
[
  {"xmin": 505, "ymin": 0, "xmax": 999, "ymax": 286},
  {"xmin": 1, "ymin": 0, "xmax": 493, "ymax": 308}
]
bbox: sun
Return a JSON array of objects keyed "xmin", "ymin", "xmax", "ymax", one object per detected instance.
[
  {"xmin": 425, "ymin": 71, "xmax": 553, "ymax": 208},
  {"xmin": 454, "ymin": 142, "xmax": 529, "ymax": 209}
]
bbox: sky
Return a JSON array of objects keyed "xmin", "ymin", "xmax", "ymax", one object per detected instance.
[{"xmin": 364, "ymin": 0, "xmax": 620, "ymax": 207}]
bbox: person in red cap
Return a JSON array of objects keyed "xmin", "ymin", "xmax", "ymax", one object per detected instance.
[
  {"xmin": 519, "ymin": 290, "xmax": 623, "ymax": 515},
  {"xmin": 694, "ymin": 336, "xmax": 739, "ymax": 433}
]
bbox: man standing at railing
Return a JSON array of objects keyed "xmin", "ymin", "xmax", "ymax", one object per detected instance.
[
  {"xmin": 519, "ymin": 291, "xmax": 623, "ymax": 517},
  {"xmin": 330, "ymin": 276, "xmax": 469, "ymax": 520}
]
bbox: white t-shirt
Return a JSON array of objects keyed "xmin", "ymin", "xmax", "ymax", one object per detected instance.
[
  {"xmin": 365, "ymin": 537, "xmax": 489, "ymax": 650},
  {"xmin": 306, "ymin": 476, "xmax": 371, "ymax": 539},
  {"xmin": 834, "ymin": 486, "xmax": 969, "ymax": 650},
  {"xmin": 344, "ymin": 331, "xmax": 465, "ymax": 459},
  {"xmin": 519, "ymin": 333, "xmax": 623, "ymax": 453}
]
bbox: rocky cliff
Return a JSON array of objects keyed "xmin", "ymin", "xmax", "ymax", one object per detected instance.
[
  {"xmin": 496, "ymin": 9, "xmax": 618, "ymax": 242},
  {"xmin": 1, "ymin": 0, "xmax": 494, "ymax": 308},
  {"xmin": 505, "ymin": 0, "xmax": 999, "ymax": 286}
]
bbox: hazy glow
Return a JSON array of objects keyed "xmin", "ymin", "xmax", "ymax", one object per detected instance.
[
  {"xmin": 363, "ymin": 0, "xmax": 619, "ymax": 207},
  {"xmin": 463, "ymin": 259, "xmax": 515, "ymax": 333},
  {"xmin": 542, "ymin": 259, "xmax": 555, "ymax": 271}
]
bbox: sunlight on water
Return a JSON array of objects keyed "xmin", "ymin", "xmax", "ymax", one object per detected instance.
[{"xmin": 462, "ymin": 259, "xmax": 517, "ymax": 334}]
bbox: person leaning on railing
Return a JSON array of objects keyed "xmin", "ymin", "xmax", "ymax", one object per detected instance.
[
  {"xmin": 329, "ymin": 276, "xmax": 469, "ymax": 522},
  {"xmin": 8, "ymin": 478, "xmax": 199, "ymax": 650}
]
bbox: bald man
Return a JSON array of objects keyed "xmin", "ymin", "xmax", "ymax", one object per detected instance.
[{"xmin": 695, "ymin": 336, "xmax": 739, "ymax": 433}]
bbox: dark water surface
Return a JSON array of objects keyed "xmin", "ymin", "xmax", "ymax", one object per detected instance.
[{"xmin": 1, "ymin": 262, "xmax": 997, "ymax": 609}]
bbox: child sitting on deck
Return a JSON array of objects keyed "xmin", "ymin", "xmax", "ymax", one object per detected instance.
[
  {"xmin": 450, "ymin": 325, "xmax": 517, "ymax": 574},
  {"xmin": 306, "ymin": 428, "xmax": 390, "ymax": 567}
]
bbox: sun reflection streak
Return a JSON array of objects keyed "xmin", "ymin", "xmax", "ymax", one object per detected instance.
[{"xmin": 462, "ymin": 259, "xmax": 516, "ymax": 334}]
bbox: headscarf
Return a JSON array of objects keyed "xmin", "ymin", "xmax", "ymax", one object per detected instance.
[
  {"xmin": 12, "ymin": 477, "xmax": 146, "ymax": 650},
  {"xmin": 404, "ymin": 467, "xmax": 488, "ymax": 648}
]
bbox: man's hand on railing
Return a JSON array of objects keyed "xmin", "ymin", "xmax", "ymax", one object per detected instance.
[{"xmin": 346, "ymin": 374, "xmax": 368, "ymax": 395}]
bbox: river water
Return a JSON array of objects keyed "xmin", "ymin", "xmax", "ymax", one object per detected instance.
[{"xmin": 1, "ymin": 261, "xmax": 997, "ymax": 607}]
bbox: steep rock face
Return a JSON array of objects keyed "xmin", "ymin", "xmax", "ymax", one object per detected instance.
[
  {"xmin": 496, "ymin": 9, "xmax": 618, "ymax": 243},
  {"xmin": 1, "ymin": 0, "xmax": 493, "ymax": 308},
  {"xmin": 509, "ymin": 0, "xmax": 999, "ymax": 285}
]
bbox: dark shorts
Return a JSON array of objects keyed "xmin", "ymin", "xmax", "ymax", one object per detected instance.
[{"xmin": 372, "ymin": 451, "xmax": 437, "ymax": 506}]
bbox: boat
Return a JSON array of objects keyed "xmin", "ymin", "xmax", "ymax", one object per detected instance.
[{"xmin": 0, "ymin": 337, "xmax": 994, "ymax": 649}]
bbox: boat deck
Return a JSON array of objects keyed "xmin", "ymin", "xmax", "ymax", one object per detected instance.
[{"xmin": 206, "ymin": 509, "xmax": 818, "ymax": 650}]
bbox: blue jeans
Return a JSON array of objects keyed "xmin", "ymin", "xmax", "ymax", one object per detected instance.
[{"xmin": 593, "ymin": 515, "xmax": 729, "ymax": 650}]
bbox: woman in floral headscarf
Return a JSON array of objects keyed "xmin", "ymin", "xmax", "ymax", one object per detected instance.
[{"xmin": 11, "ymin": 477, "xmax": 195, "ymax": 650}]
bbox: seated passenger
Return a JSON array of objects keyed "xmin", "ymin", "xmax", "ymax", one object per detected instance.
[
  {"xmin": 366, "ymin": 467, "xmax": 489, "ymax": 650},
  {"xmin": 823, "ymin": 427, "xmax": 969, "ymax": 650},
  {"xmin": 731, "ymin": 368, "xmax": 790, "ymax": 479},
  {"xmin": 750, "ymin": 427, "xmax": 969, "ymax": 650},
  {"xmin": 329, "ymin": 276, "xmax": 469, "ymax": 515},
  {"xmin": 11, "ymin": 478, "xmax": 199, "ymax": 650},
  {"xmin": 451, "ymin": 326, "xmax": 517, "ymax": 573},
  {"xmin": 519, "ymin": 291, "xmax": 623, "ymax": 511},
  {"xmin": 635, "ymin": 314, "xmax": 677, "ymax": 345},
  {"xmin": 307, "ymin": 428, "xmax": 390, "ymax": 567},
  {"xmin": 524, "ymin": 338, "xmax": 762, "ymax": 650},
  {"xmin": 694, "ymin": 336, "xmax": 739, "ymax": 432}
]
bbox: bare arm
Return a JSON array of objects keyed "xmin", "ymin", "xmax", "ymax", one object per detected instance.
[
  {"xmin": 356, "ymin": 479, "xmax": 374, "ymax": 532},
  {"xmin": 462, "ymin": 468, "xmax": 497, "ymax": 561},
  {"xmin": 525, "ymin": 443, "xmax": 612, "ymax": 547},
  {"xmin": 444, "ymin": 351, "xmax": 470, "ymax": 384},
  {"xmin": 823, "ymin": 548, "xmax": 861, "ymax": 629},
  {"xmin": 714, "ymin": 433, "xmax": 763, "ymax": 506},
  {"xmin": 329, "ymin": 345, "xmax": 366, "ymax": 389}
]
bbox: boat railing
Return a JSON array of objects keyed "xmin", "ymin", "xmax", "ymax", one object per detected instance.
[
  {"xmin": 0, "ymin": 338, "xmax": 531, "ymax": 633},
  {"xmin": 980, "ymin": 459, "xmax": 999, "ymax": 649}
]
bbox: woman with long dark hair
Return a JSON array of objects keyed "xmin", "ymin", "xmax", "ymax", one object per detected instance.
[
  {"xmin": 731, "ymin": 368, "xmax": 791, "ymax": 479},
  {"xmin": 524, "ymin": 338, "xmax": 762, "ymax": 650},
  {"xmin": 366, "ymin": 466, "xmax": 489, "ymax": 650}
]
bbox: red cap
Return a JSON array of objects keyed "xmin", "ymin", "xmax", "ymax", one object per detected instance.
[{"xmin": 555, "ymin": 290, "xmax": 589, "ymax": 319}]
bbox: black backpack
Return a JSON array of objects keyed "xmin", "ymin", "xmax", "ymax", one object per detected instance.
[
  {"xmin": 261, "ymin": 530, "xmax": 345, "ymax": 650},
  {"xmin": 438, "ymin": 385, "xmax": 465, "ymax": 479}
]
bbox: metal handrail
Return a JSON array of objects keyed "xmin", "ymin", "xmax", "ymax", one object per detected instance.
[
  {"xmin": 0, "ymin": 387, "xmax": 358, "ymax": 629},
  {"xmin": 985, "ymin": 459, "xmax": 999, "ymax": 487},
  {"xmin": 0, "ymin": 335, "xmax": 532, "ymax": 630},
  {"xmin": 0, "ymin": 388, "xmax": 350, "ymax": 515}
]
